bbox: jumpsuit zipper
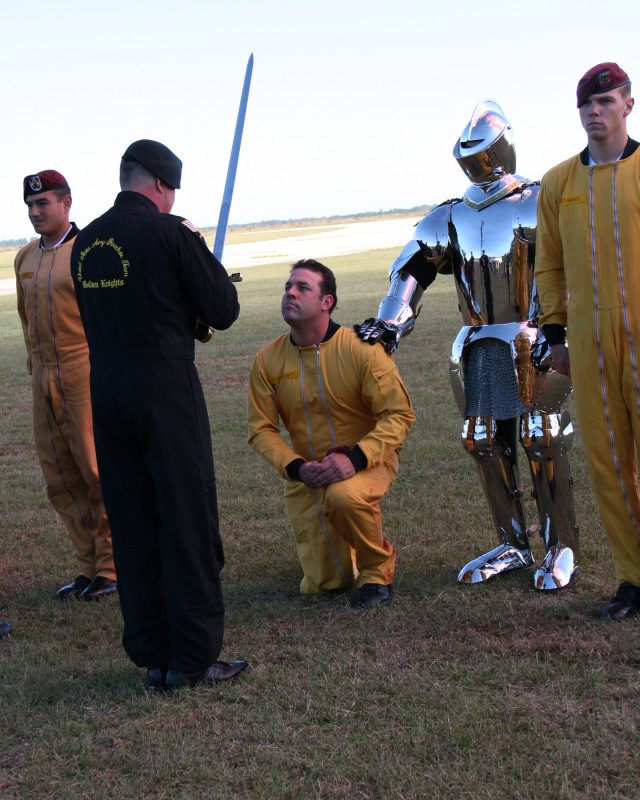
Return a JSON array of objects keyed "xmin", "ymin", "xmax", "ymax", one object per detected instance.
[{"xmin": 298, "ymin": 343, "xmax": 349, "ymax": 581}]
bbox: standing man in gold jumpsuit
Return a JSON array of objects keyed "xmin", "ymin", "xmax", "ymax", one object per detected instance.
[
  {"xmin": 536, "ymin": 63, "xmax": 640, "ymax": 619},
  {"xmin": 15, "ymin": 170, "xmax": 116, "ymax": 601}
]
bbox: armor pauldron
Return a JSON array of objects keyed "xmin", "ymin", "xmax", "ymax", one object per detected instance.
[{"xmin": 414, "ymin": 204, "xmax": 451, "ymax": 249}]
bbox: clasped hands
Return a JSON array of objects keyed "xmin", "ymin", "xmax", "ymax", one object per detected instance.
[{"xmin": 300, "ymin": 448, "xmax": 356, "ymax": 488}]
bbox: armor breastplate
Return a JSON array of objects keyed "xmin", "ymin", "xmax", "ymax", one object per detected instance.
[{"xmin": 416, "ymin": 183, "xmax": 539, "ymax": 325}]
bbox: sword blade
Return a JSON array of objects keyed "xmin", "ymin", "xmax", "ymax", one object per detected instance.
[{"xmin": 213, "ymin": 53, "xmax": 254, "ymax": 262}]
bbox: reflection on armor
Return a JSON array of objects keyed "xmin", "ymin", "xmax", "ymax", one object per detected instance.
[
  {"xmin": 453, "ymin": 100, "xmax": 516, "ymax": 186},
  {"xmin": 409, "ymin": 185, "xmax": 539, "ymax": 326},
  {"xmin": 449, "ymin": 322, "xmax": 573, "ymax": 414},
  {"xmin": 357, "ymin": 99, "xmax": 579, "ymax": 591},
  {"xmin": 521, "ymin": 410, "xmax": 579, "ymax": 590}
]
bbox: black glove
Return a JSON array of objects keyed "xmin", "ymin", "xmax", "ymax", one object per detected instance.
[
  {"xmin": 354, "ymin": 318, "xmax": 401, "ymax": 354},
  {"xmin": 195, "ymin": 318, "xmax": 214, "ymax": 343}
]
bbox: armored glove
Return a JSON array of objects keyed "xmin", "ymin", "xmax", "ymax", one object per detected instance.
[{"xmin": 354, "ymin": 318, "xmax": 402, "ymax": 354}]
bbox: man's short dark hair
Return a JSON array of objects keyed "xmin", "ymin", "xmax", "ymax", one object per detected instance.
[
  {"xmin": 119, "ymin": 158, "xmax": 157, "ymax": 190},
  {"xmin": 619, "ymin": 82, "xmax": 632, "ymax": 101},
  {"xmin": 290, "ymin": 259, "xmax": 338, "ymax": 314},
  {"xmin": 50, "ymin": 187, "xmax": 71, "ymax": 201}
]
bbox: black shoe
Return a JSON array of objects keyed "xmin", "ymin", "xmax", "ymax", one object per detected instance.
[
  {"xmin": 56, "ymin": 575, "xmax": 92, "ymax": 599},
  {"xmin": 351, "ymin": 582, "xmax": 393, "ymax": 609},
  {"xmin": 0, "ymin": 621, "xmax": 12, "ymax": 638},
  {"xmin": 80, "ymin": 576, "xmax": 118, "ymax": 601},
  {"xmin": 144, "ymin": 668, "xmax": 167, "ymax": 691},
  {"xmin": 165, "ymin": 660, "xmax": 250, "ymax": 690},
  {"xmin": 600, "ymin": 582, "xmax": 640, "ymax": 620}
]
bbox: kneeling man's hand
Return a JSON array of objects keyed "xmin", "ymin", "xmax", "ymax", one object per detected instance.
[{"xmin": 300, "ymin": 452, "xmax": 355, "ymax": 488}]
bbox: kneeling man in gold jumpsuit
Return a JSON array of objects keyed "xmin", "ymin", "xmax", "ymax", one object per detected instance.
[{"xmin": 248, "ymin": 260, "xmax": 415, "ymax": 607}]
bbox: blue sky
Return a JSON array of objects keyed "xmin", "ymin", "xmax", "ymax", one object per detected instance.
[{"xmin": 2, "ymin": 0, "xmax": 639, "ymax": 240}]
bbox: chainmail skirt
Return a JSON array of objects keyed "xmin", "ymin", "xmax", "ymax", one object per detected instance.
[{"xmin": 463, "ymin": 338, "xmax": 529, "ymax": 419}]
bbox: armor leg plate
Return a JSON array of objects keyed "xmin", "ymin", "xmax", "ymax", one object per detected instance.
[
  {"xmin": 521, "ymin": 411, "xmax": 580, "ymax": 591},
  {"xmin": 458, "ymin": 417, "xmax": 533, "ymax": 585}
]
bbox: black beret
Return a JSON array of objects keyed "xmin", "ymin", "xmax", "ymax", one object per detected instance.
[{"xmin": 121, "ymin": 139, "xmax": 182, "ymax": 189}]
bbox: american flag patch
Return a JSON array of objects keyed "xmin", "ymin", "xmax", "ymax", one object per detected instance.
[{"xmin": 181, "ymin": 219, "xmax": 200, "ymax": 234}]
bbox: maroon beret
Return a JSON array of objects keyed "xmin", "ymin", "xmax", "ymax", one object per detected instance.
[
  {"xmin": 577, "ymin": 62, "xmax": 630, "ymax": 107},
  {"xmin": 23, "ymin": 170, "xmax": 71, "ymax": 202}
]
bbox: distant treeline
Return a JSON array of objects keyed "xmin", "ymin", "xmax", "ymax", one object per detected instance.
[
  {"xmin": 199, "ymin": 205, "xmax": 434, "ymax": 234},
  {"xmin": 0, "ymin": 237, "xmax": 34, "ymax": 247},
  {"xmin": 232, "ymin": 205, "xmax": 433, "ymax": 229}
]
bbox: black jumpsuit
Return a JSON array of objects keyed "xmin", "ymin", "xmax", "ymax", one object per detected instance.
[{"xmin": 71, "ymin": 191, "xmax": 239, "ymax": 673}]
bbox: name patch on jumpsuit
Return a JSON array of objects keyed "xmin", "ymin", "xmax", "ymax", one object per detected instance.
[
  {"xmin": 560, "ymin": 195, "xmax": 587, "ymax": 206},
  {"xmin": 270, "ymin": 371, "xmax": 299, "ymax": 385}
]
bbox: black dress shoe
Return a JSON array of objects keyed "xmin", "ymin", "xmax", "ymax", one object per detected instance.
[
  {"xmin": 165, "ymin": 660, "xmax": 250, "ymax": 690},
  {"xmin": 56, "ymin": 575, "xmax": 92, "ymax": 599},
  {"xmin": 351, "ymin": 582, "xmax": 394, "ymax": 609},
  {"xmin": 600, "ymin": 582, "xmax": 640, "ymax": 620},
  {"xmin": 144, "ymin": 668, "xmax": 167, "ymax": 691},
  {"xmin": 80, "ymin": 576, "xmax": 118, "ymax": 601},
  {"xmin": 0, "ymin": 621, "xmax": 12, "ymax": 638}
]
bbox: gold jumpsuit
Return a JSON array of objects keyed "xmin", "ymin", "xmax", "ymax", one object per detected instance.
[
  {"xmin": 536, "ymin": 142, "xmax": 640, "ymax": 586},
  {"xmin": 15, "ymin": 231, "xmax": 115, "ymax": 581},
  {"xmin": 248, "ymin": 324, "xmax": 415, "ymax": 594}
]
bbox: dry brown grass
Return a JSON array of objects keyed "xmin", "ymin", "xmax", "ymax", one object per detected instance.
[{"xmin": 1, "ymin": 248, "xmax": 638, "ymax": 799}]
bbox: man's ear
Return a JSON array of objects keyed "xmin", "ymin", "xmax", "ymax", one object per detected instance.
[
  {"xmin": 63, "ymin": 194, "xmax": 72, "ymax": 212},
  {"xmin": 321, "ymin": 294, "xmax": 334, "ymax": 312},
  {"xmin": 624, "ymin": 96, "xmax": 635, "ymax": 117}
]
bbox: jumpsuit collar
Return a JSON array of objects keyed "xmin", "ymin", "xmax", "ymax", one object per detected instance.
[
  {"xmin": 288, "ymin": 319, "xmax": 341, "ymax": 348},
  {"xmin": 39, "ymin": 221, "xmax": 79, "ymax": 250},
  {"xmin": 580, "ymin": 136, "xmax": 639, "ymax": 165}
]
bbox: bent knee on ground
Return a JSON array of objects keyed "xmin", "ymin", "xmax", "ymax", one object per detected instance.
[{"xmin": 323, "ymin": 480, "xmax": 373, "ymax": 516}]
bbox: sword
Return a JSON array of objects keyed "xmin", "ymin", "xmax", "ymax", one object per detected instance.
[
  {"xmin": 213, "ymin": 52, "xmax": 254, "ymax": 266},
  {"xmin": 198, "ymin": 54, "xmax": 253, "ymax": 341}
]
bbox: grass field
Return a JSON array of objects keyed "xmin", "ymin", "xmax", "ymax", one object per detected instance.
[{"xmin": 1, "ymin": 247, "xmax": 638, "ymax": 799}]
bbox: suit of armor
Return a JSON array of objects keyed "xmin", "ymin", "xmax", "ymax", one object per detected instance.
[{"xmin": 357, "ymin": 101, "xmax": 580, "ymax": 590}]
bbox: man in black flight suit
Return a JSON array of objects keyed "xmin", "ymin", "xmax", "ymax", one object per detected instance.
[{"xmin": 71, "ymin": 139, "xmax": 248, "ymax": 691}]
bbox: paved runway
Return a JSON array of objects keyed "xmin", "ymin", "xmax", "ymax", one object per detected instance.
[
  {"xmin": 1, "ymin": 216, "xmax": 420, "ymax": 297},
  {"xmin": 220, "ymin": 216, "xmax": 420, "ymax": 270}
]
